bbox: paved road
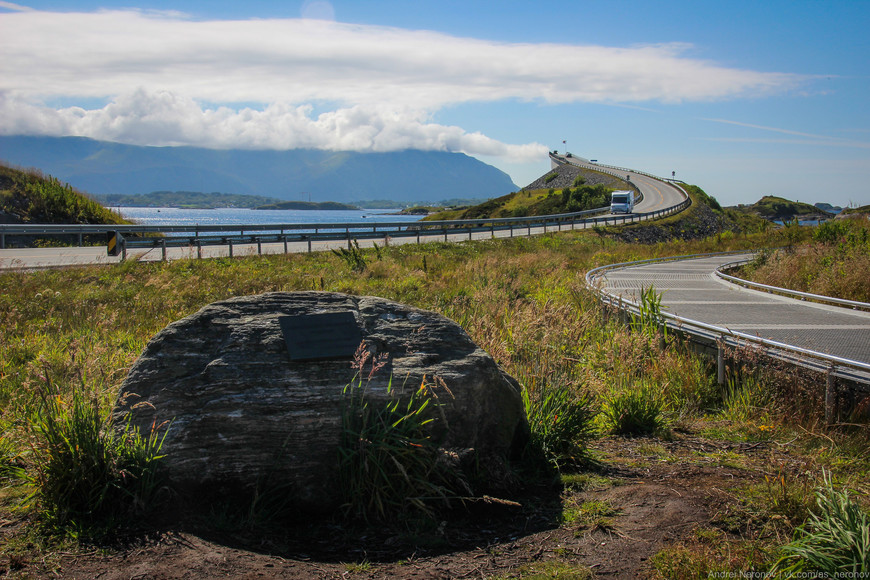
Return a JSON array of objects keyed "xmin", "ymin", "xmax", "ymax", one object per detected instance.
[
  {"xmin": 0, "ymin": 221, "xmax": 598, "ymax": 269},
  {"xmin": 592, "ymin": 252, "xmax": 870, "ymax": 367}
]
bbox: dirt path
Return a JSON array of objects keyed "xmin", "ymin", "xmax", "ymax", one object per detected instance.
[{"xmin": 4, "ymin": 434, "xmax": 783, "ymax": 579}]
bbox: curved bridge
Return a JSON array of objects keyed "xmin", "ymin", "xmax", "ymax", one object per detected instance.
[{"xmin": 550, "ymin": 153, "xmax": 687, "ymax": 214}]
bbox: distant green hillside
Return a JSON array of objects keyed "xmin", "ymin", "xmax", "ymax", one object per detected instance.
[
  {"xmin": 731, "ymin": 195, "xmax": 833, "ymax": 221},
  {"xmin": 841, "ymin": 204, "xmax": 870, "ymax": 216},
  {"xmin": 95, "ymin": 190, "xmax": 283, "ymax": 209},
  {"xmin": 255, "ymin": 201, "xmax": 358, "ymax": 210},
  {"xmin": 0, "ymin": 163, "xmax": 127, "ymax": 225}
]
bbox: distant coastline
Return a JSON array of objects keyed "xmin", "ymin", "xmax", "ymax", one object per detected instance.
[{"xmin": 254, "ymin": 201, "xmax": 359, "ymax": 211}]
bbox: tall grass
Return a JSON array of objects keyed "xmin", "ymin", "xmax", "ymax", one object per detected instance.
[
  {"xmin": 521, "ymin": 384, "xmax": 596, "ymax": 470},
  {"xmin": 600, "ymin": 378, "xmax": 671, "ymax": 436},
  {"xmin": 338, "ymin": 370, "xmax": 465, "ymax": 521},
  {"xmin": 738, "ymin": 215, "xmax": 870, "ymax": 302}
]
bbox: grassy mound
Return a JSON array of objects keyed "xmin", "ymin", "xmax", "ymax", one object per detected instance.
[{"xmin": 0, "ymin": 164, "xmax": 127, "ymax": 225}]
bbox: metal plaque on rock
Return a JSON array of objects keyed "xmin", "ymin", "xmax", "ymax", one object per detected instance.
[{"xmin": 279, "ymin": 312, "xmax": 362, "ymax": 361}]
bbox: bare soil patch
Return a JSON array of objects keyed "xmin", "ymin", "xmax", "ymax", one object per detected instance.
[{"xmin": 2, "ymin": 431, "xmax": 787, "ymax": 579}]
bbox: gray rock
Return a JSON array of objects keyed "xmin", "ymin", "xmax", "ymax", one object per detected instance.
[{"xmin": 113, "ymin": 292, "xmax": 527, "ymax": 511}]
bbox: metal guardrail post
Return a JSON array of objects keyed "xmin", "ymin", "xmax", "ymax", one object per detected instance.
[
  {"xmin": 307, "ymin": 236, "xmax": 312, "ymax": 253},
  {"xmin": 161, "ymin": 238, "xmax": 167, "ymax": 261},
  {"xmin": 717, "ymin": 341, "xmax": 726, "ymax": 385},
  {"xmin": 228, "ymin": 239, "xmax": 233, "ymax": 258},
  {"xmin": 826, "ymin": 367, "xmax": 837, "ymax": 424}
]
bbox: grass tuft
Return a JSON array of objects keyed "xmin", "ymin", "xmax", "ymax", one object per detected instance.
[
  {"xmin": 522, "ymin": 384, "xmax": 597, "ymax": 470},
  {"xmin": 24, "ymin": 372, "xmax": 167, "ymax": 537},
  {"xmin": 339, "ymin": 351, "xmax": 466, "ymax": 522},
  {"xmin": 772, "ymin": 470, "xmax": 870, "ymax": 574},
  {"xmin": 601, "ymin": 379, "xmax": 670, "ymax": 436}
]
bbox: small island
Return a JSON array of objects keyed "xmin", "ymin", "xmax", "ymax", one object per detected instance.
[{"xmin": 254, "ymin": 201, "xmax": 359, "ymax": 210}]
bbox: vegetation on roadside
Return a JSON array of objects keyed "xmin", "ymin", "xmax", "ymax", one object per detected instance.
[
  {"xmin": 1, "ymin": 199, "xmax": 868, "ymax": 574},
  {"xmin": 736, "ymin": 215, "xmax": 870, "ymax": 302},
  {"xmin": 0, "ymin": 164, "xmax": 128, "ymax": 226},
  {"xmin": 424, "ymin": 166, "xmax": 632, "ymax": 221}
]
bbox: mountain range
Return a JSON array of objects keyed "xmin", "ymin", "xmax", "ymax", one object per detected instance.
[{"xmin": 0, "ymin": 136, "xmax": 518, "ymax": 204}]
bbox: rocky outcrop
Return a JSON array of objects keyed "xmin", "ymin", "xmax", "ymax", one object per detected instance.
[
  {"xmin": 523, "ymin": 164, "xmax": 624, "ymax": 191},
  {"xmin": 612, "ymin": 200, "xmax": 735, "ymax": 244},
  {"xmin": 113, "ymin": 292, "xmax": 527, "ymax": 512}
]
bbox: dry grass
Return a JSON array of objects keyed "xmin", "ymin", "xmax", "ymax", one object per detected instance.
[{"xmin": 740, "ymin": 216, "xmax": 870, "ymax": 302}]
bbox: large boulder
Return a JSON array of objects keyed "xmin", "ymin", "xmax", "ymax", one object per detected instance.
[{"xmin": 113, "ymin": 292, "xmax": 527, "ymax": 511}]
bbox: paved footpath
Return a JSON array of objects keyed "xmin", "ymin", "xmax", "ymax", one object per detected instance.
[{"xmin": 594, "ymin": 252, "xmax": 870, "ymax": 366}]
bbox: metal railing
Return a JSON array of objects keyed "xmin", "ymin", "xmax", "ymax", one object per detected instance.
[
  {"xmin": 585, "ymin": 252, "xmax": 870, "ymax": 420},
  {"xmin": 715, "ymin": 258, "xmax": 870, "ymax": 312}
]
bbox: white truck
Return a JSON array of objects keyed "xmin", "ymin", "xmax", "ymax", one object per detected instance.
[{"xmin": 610, "ymin": 190, "xmax": 635, "ymax": 214}]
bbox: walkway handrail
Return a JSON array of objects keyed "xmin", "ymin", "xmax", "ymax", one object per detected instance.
[
  {"xmin": 715, "ymin": 258, "xmax": 870, "ymax": 312},
  {"xmin": 585, "ymin": 252, "xmax": 870, "ymax": 382}
]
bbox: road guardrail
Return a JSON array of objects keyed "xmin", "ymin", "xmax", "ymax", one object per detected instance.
[{"xmin": 1, "ymin": 197, "xmax": 691, "ymax": 259}]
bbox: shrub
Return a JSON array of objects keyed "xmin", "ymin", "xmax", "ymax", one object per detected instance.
[
  {"xmin": 522, "ymin": 384, "xmax": 596, "ymax": 470},
  {"xmin": 332, "ymin": 239, "xmax": 367, "ymax": 272},
  {"xmin": 601, "ymin": 380, "xmax": 669, "ymax": 436},
  {"xmin": 813, "ymin": 220, "xmax": 851, "ymax": 244}
]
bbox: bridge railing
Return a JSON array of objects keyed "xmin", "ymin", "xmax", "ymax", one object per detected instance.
[
  {"xmin": 716, "ymin": 258, "xmax": 870, "ymax": 312},
  {"xmin": 585, "ymin": 252, "xmax": 870, "ymax": 421}
]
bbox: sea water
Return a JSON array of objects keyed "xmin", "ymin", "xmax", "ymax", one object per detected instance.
[{"xmin": 117, "ymin": 207, "xmax": 422, "ymax": 228}]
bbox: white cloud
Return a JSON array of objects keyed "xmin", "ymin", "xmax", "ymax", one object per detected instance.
[
  {"xmin": 0, "ymin": 1, "xmax": 32, "ymax": 11},
  {"xmin": 0, "ymin": 9, "xmax": 806, "ymax": 159},
  {"xmin": 0, "ymin": 89, "xmax": 548, "ymax": 161}
]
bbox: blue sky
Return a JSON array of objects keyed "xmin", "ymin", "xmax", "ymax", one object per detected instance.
[{"xmin": 1, "ymin": 0, "xmax": 868, "ymax": 207}]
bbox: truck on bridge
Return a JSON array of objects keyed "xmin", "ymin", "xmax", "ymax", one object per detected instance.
[{"xmin": 610, "ymin": 190, "xmax": 635, "ymax": 214}]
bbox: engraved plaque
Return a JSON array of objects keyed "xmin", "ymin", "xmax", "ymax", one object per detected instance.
[{"xmin": 279, "ymin": 312, "xmax": 361, "ymax": 361}]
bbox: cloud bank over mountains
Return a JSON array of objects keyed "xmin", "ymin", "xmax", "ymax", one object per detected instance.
[{"xmin": 0, "ymin": 8, "xmax": 806, "ymax": 162}]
